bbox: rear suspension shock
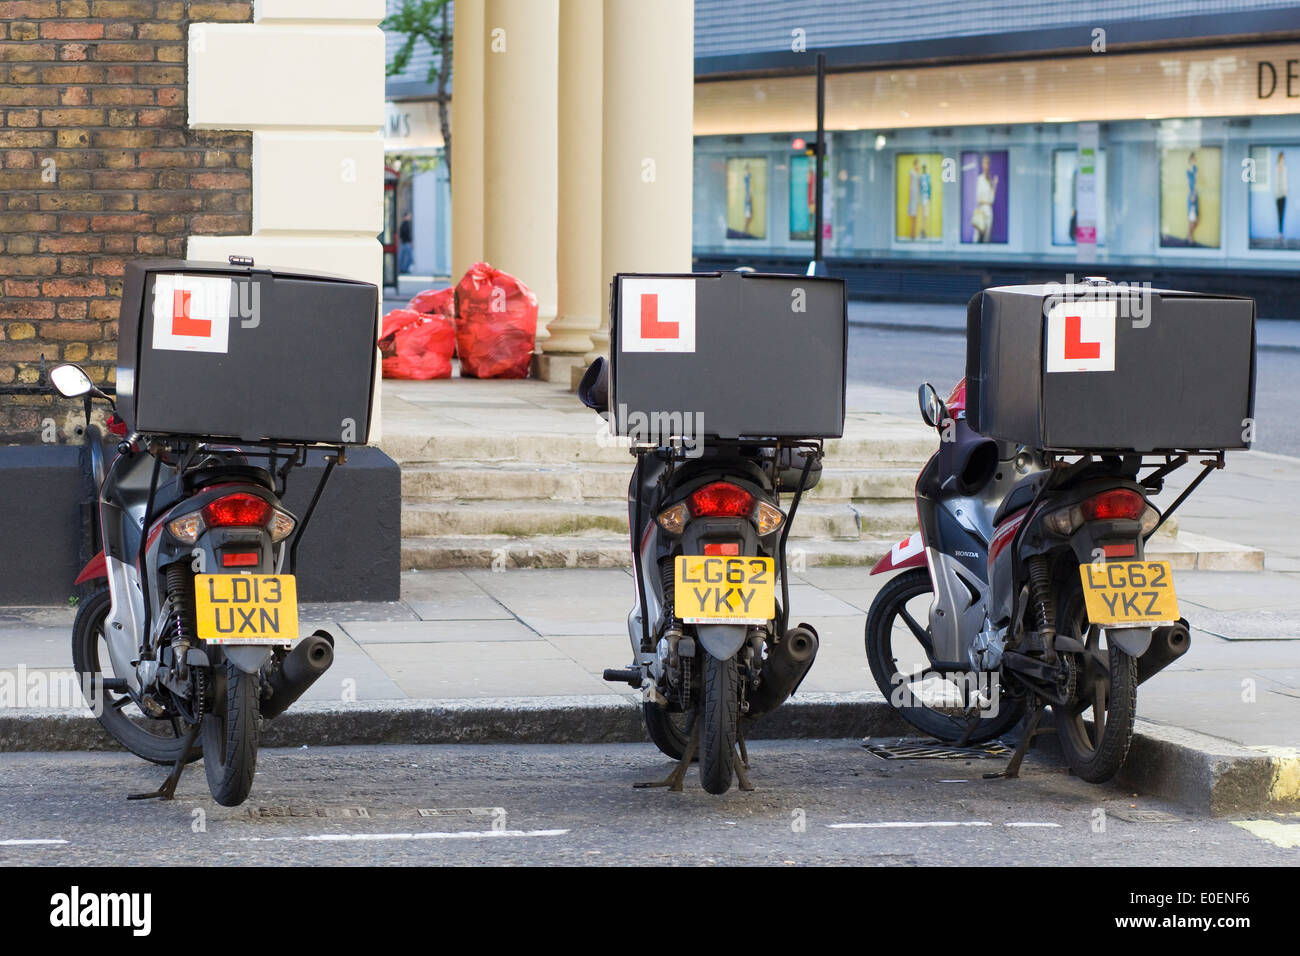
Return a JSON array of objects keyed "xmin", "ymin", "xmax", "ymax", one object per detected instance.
[{"xmin": 1027, "ymin": 555, "xmax": 1057, "ymax": 654}]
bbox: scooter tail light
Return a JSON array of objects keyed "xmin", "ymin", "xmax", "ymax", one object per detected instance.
[
  {"xmin": 755, "ymin": 500, "xmax": 785, "ymax": 535},
  {"xmin": 1081, "ymin": 488, "xmax": 1147, "ymax": 522},
  {"xmin": 657, "ymin": 502, "xmax": 688, "ymax": 535},
  {"xmin": 689, "ymin": 481, "xmax": 754, "ymax": 518},
  {"xmin": 1042, "ymin": 504, "xmax": 1082, "ymax": 536},
  {"xmin": 166, "ymin": 512, "xmax": 203, "ymax": 544},
  {"xmin": 202, "ymin": 492, "xmax": 273, "ymax": 529}
]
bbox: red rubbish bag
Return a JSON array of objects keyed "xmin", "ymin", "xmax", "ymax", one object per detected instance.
[
  {"xmin": 453, "ymin": 262, "xmax": 538, "ymax": 379},
  {"xmin": 378, "ymin": 308, "xmax": 455, "ymax": 380},
  {"xmin": 407, "ymin": 286, "xmax": 455, "ymax": 317}
]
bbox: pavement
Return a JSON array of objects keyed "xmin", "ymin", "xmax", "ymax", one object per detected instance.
[{"xmin": 2, "ymin": 297, "xmax": 1298, "ymax": 817}]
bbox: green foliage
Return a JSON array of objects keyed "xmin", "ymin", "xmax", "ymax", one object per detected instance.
[{"xmin": 382, "ymin": 0, "xmax": 453, "ymax": 85}]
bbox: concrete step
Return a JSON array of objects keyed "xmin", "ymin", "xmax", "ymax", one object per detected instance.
[
  {"xmin": 400, "ymin": 499, "xmax": 917, "ymax": 539},
  {"xmin": 399, "ymin": 533, "xmax": 904, "ymax": 571},
  {"xmin": 382, "ymin": 428, "xmax": 936, "ymax": 469},
  {"xmin": 399, "ymin": 461, "xmax": 920, "ymax": 504},
  {"xmin": 399, "ymin": 528, "xmax": 1262, "ymax": 572}
]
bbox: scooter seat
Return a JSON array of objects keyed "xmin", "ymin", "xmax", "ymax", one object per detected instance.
[{"xmin": 184, "ymin": 464, "xmax": 275, "ymax": 492}]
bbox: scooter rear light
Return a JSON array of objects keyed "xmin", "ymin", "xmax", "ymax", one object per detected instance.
[
  {"xmin": 690, "ymin": 482, "xmax": 754, "ymax": 518},
  {"xmin": 202, "ymin": 493, "xmax": 273, "ymax": 529},
  {"xmin": 1081, "ymin": 489, "xmax": 1146, "ymax": 522},
  {"xmin": 222, "ymin": 551, "xmax": 259, "ymax": 567},
  {"xmin": 657, "ymin": 502, "xmax": 688, "ymax": 535},
  {"xmin": 703, "ymin": 543, "xmax": 740, "ymax": 556}
]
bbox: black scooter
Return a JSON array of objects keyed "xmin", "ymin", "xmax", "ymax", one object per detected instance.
[
  {"xmin": 53, "ymin": 363, "xmax": 338, "ymax": 806},
  {"xmin": 580, "ymin": 358, "xmax": 823, "ymax": 794}
]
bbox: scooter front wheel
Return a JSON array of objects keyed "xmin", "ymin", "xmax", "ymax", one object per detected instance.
[
  {"xmin": 201, "ymin": 660, "xmax": 261, "ymax": 807},
  {"xmin": 71, "ymin": 588, "xmax": 201, "ymax": 766},
  {"xmin": 699, "ymin": 653, "xmax": 738, "ymax": 795},
  {"xmin": 865, "ymin": 568, "xmax": 1024, "ymax": 744}
]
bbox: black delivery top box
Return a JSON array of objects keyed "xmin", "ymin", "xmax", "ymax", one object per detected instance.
[
  {"xmin": 966, "ymin": 283, "xmax": 1256, "ymax": 453},
  {"xmin": 117, "ymin": 259, "xmax": 379, "ymax": 445},
  {"xmin": 609, "ymin": 271, "xmax": 846, "ymax": 441}
]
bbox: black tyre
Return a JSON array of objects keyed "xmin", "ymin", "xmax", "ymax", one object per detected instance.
[
  {"xmin": 865, "ymin": 568, "xmax": 1024, "ymax": 744},
  {"xmin": 643, "ymin": 702, "xmax": 692, "ymax": 761},
  {"xmin": 201, "ymin": 660, "xmax": 261, "ymax": 807},
  {"xmin": 1052, "ymin": 585, "xmax": 1137, "ymax": 783},
  {"xmin": 71, "ymin": 588, "xmax": 200, "ymax": 766},
  {"xmin": 699, "ymin": 653, "xmax": 738, "ymax": 795}
]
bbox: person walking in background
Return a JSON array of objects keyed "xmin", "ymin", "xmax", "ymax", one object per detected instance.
[
  {"xmin": 398, "ymin": 211, "xmax": 414, "ymax": 275},
  {"xmin": 1275, "ymin": 151, "xmax": 1288, "ymax": 236},
  {"xmin": 1185, "ymin": 152, "xmax": 1199, "ymax": 245},
  {"xmin": 919, "ymin": 162, "xmax": 933, "ymax": 238}
]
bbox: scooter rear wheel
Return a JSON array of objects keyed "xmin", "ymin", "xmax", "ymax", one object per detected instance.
[
  {"xmin": 71, "ymin": 588, "xmax": 201, "ymax": 766},
  {"xmin": 1051, "ymin": 586, "xmax": 1137, "ymax": 784},
  {"xmin": 865, "ymin": 568, "xmax": 1024, "ymax": 744},
  {"xmin": 201, "ymin": 660, "xmax": 261, "ymax": 807},
  {"xmin": 699, "ymin": 653, "xmax": 738, "ymax": 795}
]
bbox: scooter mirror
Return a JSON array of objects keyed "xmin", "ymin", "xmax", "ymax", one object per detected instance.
[
  {"xmin": 917, "ymin": 383, "xmax": 946, "ymax": 429},
  {"xmin": 50, "ymin": 363, "xmax": 94, "ymax": 398}
]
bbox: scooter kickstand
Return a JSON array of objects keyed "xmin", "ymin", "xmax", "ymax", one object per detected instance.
[
  {"xmin": 128, "ymin": 720, "xmax": 201, "ymax": 801},
  {"xmin": 635, "ymin": 720, "xmax": 700, "ymax": 792},
  {"xmin": 984, "ymin": 703, "xmax": 1044, "ymax": 780}
]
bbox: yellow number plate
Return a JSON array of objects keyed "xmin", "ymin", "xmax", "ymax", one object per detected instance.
[
  {"xmin": 1079, "ymin": 561, "xmax": 1179, "ymax": 627},
  {"xmin": 195, "ymin": 574, "xmax": 299, "ymax": 645},
  {"xmin": 674, "ymin": 556, "xmax": 775, "ymax": 625}
]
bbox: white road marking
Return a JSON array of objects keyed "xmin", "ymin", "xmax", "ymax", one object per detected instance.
[
  {"xmin": 828, "ymin": 821, "xmax": 1061, "ymax": 830},
  {"xmin": 1232, "ymin": 820, "xmax": 1300, "ymax": 849},
  {"xmin": 828, "ymin": 822, "xmax": 992, "ymax": 829},
  {"xmin": 236, "ymin": 828, "xmax": 569, "ymax": 843},
  {"xmin": 0, "ymin": 838, "xmax": 67, "ymax": 846}
]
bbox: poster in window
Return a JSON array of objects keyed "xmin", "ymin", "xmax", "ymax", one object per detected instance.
[
  {"xmin": 960, "ymin": 150, "xmax": 1009, "ymax": 244},
  {"xmin": 1248, "ymin": 145, "xmax": 1300, "ymax": 250},
  {"xmin": 1051, "ymin": 149, "xmax": 1108, "ymax": 246},
  {"xmin": 894, "ymin": 153, "xmax": 943, "ymax": 242},
  {"xmin": 726, "ymin": 157, "xmax": 767, "ymax": 240},
  {"xmin": 1159, "ymin": 146, "xmax": 1221, "ymax": 248}
]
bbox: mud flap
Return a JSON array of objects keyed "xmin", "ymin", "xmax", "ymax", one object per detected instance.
[
  {"xmin": 696, "ymin": 624, "xmax": 748, "ymax": 661},
  {"xmin": 1107, "ymin": 626, "xmax": 1152, "ymax": 657},
  {"xmin": 222, "ymin": 645, "xmax": 273, "ymax": 675}
]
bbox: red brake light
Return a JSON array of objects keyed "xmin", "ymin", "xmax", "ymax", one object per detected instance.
[
  {"xmin": 689, "ymin": 482, "xmax": 754, "ymax": 518},
  {"xmin": 221, "ymin": 551, "xmax": 260, "ymax": 567},
  {"xmin": 202, "ymin": 493, "xmax": 273, "ymax": 528},
  {"xmin": 1081, "ymin": 489, "xmax": 1145, "ymax": 522}
]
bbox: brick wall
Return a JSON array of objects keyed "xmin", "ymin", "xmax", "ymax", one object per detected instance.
[{"xmin": 0, "ymin": 0, "xmax": 254, "ymax": 442}]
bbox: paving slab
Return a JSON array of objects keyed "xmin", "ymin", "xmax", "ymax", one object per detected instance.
[{"xmin": 339, "ymin": 619, "xmax": 540, "ymax": 644}]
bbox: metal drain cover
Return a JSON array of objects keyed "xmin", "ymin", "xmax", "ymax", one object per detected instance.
[
  {"xmin": 417, "ymin": 807, "xmax": 498, "ymax": 818},
  {"xmin": 247, "ymin": 805, "xmax": 370, "ymax": 819},
  {"xmin": 1107, "ymin": 807, "xmax": 1183, "ymax": 824},
  {"xmin": 862, "ymin": 738, "xmax": 1011, "ymax": 760}
]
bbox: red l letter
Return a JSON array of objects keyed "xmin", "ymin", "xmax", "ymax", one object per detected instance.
[
  {"xmin": 171, "ymin": 290, "xmax": 211, "ymax": 337},
  {"xmin": 1063, "ymin": 314, "xmax": 1100, "ymax": 360},
  {"xmin": 639, "ymin": 293, "xmax": 677, "ymax": 339}
]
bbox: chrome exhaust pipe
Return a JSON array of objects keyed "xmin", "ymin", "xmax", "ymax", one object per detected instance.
[
  {"xmin": 746, "ymin": 624, "xmax": 819, "ymax": 716},
  {"xmin": 261, "ymin": 630, "xmax": 335, "ymax": 720},
  {"xmin": 1136, "ymin": 619, "xmax": 1190, "ymax": 685}
]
